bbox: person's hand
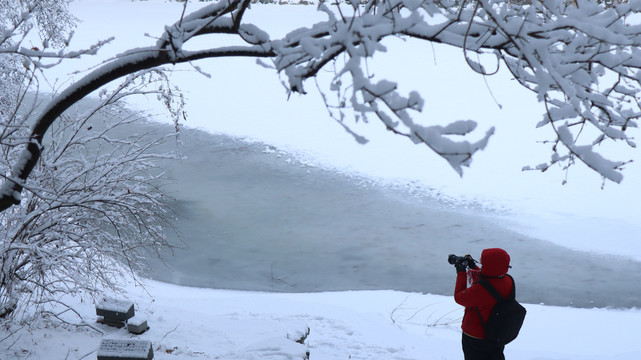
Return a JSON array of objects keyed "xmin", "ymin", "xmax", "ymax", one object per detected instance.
[
  {"xmin": 465, "ymin": 255, "xmax": 478, "ymax": 270},
  {"xmin": 455, "ymin": 258, "xmax": 467, "ymax": 273}
]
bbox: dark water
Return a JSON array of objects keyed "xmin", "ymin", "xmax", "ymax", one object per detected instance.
[{"xmin": 143, "ymin": 124, "xmax": 641, "ymax": 309}]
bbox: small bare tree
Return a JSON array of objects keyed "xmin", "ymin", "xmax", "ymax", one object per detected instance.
[
  {"xmin": 0, "ymin": 0, "xmax": 182, "ymax": 320},
  {"xmin": 0, "ymin": 75, "xmax": 182, "ymax": 319}
]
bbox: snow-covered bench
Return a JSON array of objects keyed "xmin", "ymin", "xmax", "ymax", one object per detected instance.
[
  {"xmin": 96, "ymin": 297, "xmax": 150, "ymax": 334},
  {"xmin": 96, "ymin": 298, "xmax": 134, "ymax": 328}
]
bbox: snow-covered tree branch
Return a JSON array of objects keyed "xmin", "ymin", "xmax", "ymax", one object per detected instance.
[
  {"xmin": 2, "ymin": 0, "xmax": 641, "ymax": 214},
  {"xmin": 1, "ymin": 0, "xmax": 179, "ymax": 319},
  {"xmin": 0, "ymin": 90, "xmax": 178, "ymax": 319}
]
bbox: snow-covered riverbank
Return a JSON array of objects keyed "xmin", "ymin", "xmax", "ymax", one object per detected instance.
[{"xmin": 3, "ymin": 279, "xmax": 640, "ymax": 360}]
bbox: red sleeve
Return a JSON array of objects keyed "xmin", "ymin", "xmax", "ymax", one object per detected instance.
[
  {"xmin": 454, "ymin": 272, "xmax": 495, "ymax": 308},
  {"xmin": 454, "ymin": 271, "xmax": 469, "ymax": 302}
]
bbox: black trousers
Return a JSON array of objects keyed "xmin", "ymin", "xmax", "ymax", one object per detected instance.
[{"xmin": 462, "ymin": 333, "xmax": 505, "ymax": 360}]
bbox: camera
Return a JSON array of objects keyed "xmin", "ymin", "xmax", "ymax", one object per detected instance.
[{"xmin": 448, "ymin": 254, "xmax": 475, "ymax": 268}]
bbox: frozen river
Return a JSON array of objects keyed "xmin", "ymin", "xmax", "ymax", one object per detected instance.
[{"xmin": 145, "ymin": 124, "xmax": 641, "ymax": 309}]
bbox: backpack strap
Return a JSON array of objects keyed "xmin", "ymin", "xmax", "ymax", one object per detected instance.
[
  {"xmin": 478, "ymin": 274, "xmax": 515, "ymax": 301},
  {"xmin": 475, "ymin": 275, "xmax": 515, "ymax": 326}
]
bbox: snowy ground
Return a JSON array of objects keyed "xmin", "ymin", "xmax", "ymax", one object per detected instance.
[
  {"xmin": 3, "ymin": 279, "xmax": 641, "ymax": 360},
  {"xmin": 3, "ymin": 0, "xmax": 641, "ymax": 359}
]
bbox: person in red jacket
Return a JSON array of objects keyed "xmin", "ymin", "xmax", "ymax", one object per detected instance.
[{"xmin": 453, "ymin": 248, "xmax": 513, "ymax": 360}]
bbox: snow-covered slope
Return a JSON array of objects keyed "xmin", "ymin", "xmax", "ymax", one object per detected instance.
[{"xmin": 3, "ymin": 279, "xmax": 640, "ymax": 360}]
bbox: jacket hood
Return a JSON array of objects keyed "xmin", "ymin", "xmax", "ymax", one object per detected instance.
[{"xmin": 480, "ymin": 248, "xmax": 510, "ymax": 277}]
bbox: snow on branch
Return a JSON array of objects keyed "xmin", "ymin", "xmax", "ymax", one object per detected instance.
[
  {"xmin": 271, "ymin": 0, "xmax": 640, "ymax": 181},
  {"xmin": 556, "ymin": 123, "xmax": 625, "ymax": 183},
  {"xmin": 3, "ymin": 38, "xmax": 115, "ymax": 69},
  {"xmin": 0, "ymin": 0, "xmax": 268, "ymax": 212},
  {"xmin": 3, "ymin": 0, "xmax": 641, "ymax": 213}
]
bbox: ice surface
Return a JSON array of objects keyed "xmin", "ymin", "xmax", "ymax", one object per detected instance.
[
  {"xmin": 35, "ymin": 0, "xmax": 641, "ymax": 311},
  {"xmin": 139, "ymin": 123, "xmax": 641, "ymax": 309}
]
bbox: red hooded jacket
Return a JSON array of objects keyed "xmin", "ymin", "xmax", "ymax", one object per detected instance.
[{"xmin": 454, "ymin": 248, "xmax": 513, "ymax": 339}]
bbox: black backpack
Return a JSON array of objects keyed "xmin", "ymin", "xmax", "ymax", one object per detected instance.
[{"xmin": 476, "ymin": 274, "xmax": 526, "ymax": 345}]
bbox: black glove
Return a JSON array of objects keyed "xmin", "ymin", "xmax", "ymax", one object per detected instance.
[
  {"xmin": 455, "ymin": 258, "xmax": 467, "ymax": 273},
  {"xmin": 466, "ymin": 256, "xmax": 478, "ymax": 270}
]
